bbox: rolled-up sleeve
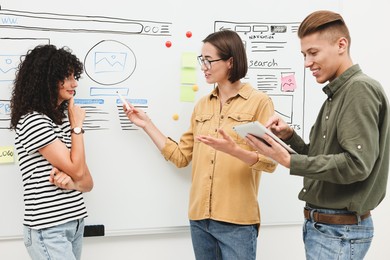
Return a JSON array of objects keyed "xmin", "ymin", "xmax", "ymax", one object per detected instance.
[{"xmin": 250, "ymin": 153, "xmax": 277, "ymax": 173}]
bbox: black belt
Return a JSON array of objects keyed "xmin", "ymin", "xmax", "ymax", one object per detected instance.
[{"xmin": 304, "ymin": 208, "xmax": 371, "ymax": 225}]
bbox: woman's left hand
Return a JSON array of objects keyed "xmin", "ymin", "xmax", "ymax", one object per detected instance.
[
  {"xmin": 196, "ymin": 128, "xmax": 237, "ymax": 155},
  {"xmin": 49, "ymin": 167, "xmax": 77, "ymax": 190}
]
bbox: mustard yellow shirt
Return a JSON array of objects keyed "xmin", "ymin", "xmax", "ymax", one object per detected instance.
[{"xmin": 162, "ymin": 83, "xmax": 276, "ymax": 225}]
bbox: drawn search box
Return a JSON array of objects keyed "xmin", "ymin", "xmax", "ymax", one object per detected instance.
[{"xmin": 0, "ymin": 9, "xmax": 144, "ymax": 35}]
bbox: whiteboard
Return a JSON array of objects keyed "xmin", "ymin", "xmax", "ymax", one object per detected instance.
[{"xmin": 0, "ymin": 0, "xmax": 340, "ymax": 239}]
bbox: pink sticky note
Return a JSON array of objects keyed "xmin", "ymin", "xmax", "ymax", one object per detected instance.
[{"xmin": 281, "ymin": 74, "xmax": 297, "ymax": 92}]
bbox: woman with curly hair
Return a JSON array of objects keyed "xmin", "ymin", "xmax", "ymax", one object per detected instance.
[{"xmin": 10, "ymin": 44, "xmax": 93, "ymax": 260}]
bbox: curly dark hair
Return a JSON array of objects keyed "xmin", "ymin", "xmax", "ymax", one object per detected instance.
[{"xmin": 10, "ymin": 44, "xmax": 83, "ymax": 129}]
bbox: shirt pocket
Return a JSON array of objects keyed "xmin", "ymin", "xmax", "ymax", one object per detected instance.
[
  {"xmin": 194, "ymin": 114, "xmax": 214, "ymax": 137},
  {"xmin": 227, "ymin": 113, "xmax": 254, "ymax": 145}
]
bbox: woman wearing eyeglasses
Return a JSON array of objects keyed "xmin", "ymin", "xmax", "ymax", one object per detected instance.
[{"xmin": 123, "ymin": 30, "xmax": 276, "ymax": 260}]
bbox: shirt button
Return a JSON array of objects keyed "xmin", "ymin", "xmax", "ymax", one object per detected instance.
[
  {"xmin": 211, "ymin": 160, "xmax": 214, "ymax": 164},
  {"xmin": 220, "ymin": 115, "xmax": 224, "ymax": 119},
  {"xmin": 328, "ymin": 98, "xmax": 332, "ymax": 101},
  {"xmin": 325, "ymin": 115, "xmax": 329, "ymax": 120},
  {"xmin": 357, "ymin": 145, "xmax": 362, "ymax": 150},
  {"xmin": 303, "ymin": 189, "xmax": 307, "ymax": 192},
  {"xmin": 323, "ymin": 135, "xmax": 326, "ymax": 139}
]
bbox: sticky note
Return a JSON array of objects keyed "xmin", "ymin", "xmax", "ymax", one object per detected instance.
[
  {"xmin": 0, "ymin": 146, "xmax": 15, "ymax": 164},
  {"xmin": 281, "ymin": 73, "xmax": 297, "ymax": 92},
  {"xmin": 180, "ymin": 68, "xmax": 197, "ymax": 84},
  {"xmin": 181, "ymin": 52, "xmax": 197, "ymax": 68},
  {"xmin": 180, "ymin": 86, "xmax": 196, "ymax": 102}
]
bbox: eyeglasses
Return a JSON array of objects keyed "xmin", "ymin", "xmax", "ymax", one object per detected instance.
[{"xmin": 197, "ymin": 55, "xmax": 223, "ymax": 70}]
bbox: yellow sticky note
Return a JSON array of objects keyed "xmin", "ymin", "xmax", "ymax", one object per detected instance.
[
  {"xmin": 0, "ymin": 146, "xmax": 15, "ymax": 164},
  {"xmin": 180, "ymin": 67, "xmax": 197, "ymax": 84},
  {"xmin": 180, "ymin": 86, "xmax": 196, "ymax": 102},
  {"xmin": 181, "ymin": 52, "xmax": 197, "ymax": 68}
]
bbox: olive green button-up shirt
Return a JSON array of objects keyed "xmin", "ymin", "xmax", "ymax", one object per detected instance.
[
  {"xmin": 161, "ymin": 83, "xmax": 276, "ymax": 225},
  {"xmin": 287, "ymin": 65, "xmax": 389, "ymax": 215}
]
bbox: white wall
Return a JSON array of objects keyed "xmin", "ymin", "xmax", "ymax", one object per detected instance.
[{"xmin": 1, "ymin": 1, "xmax": 389, "ymax": 259}]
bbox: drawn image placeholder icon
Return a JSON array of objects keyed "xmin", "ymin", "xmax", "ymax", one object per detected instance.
[
  {"xmin": 0, "ymin": 55, "xmax": 19, "ymax": 82},
  {"xmin": 95, "ymin": 52, "xmax": 127, "ymax": 73},
  {"xmin": 84, "ymin": 40, "xmax": 136, "ymax": 85}
]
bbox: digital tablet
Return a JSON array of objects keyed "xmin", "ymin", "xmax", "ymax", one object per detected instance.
[{"xmin": 233, "ymin": 121, "xmax": 297, "ymax": 154}]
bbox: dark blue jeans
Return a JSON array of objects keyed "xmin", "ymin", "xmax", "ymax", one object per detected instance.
[
  {"xmin": 190, "ymin": 219, "xmax": 258, "ymax": 260},
  {"xmin": 303, "ymin": 208, "xmax": 374, "ymax": 260}
]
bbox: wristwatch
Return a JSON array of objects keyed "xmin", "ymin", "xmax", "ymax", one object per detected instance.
[{"xmin": 70, "ymin": 127, "xmax": 85, "ymax": 135}]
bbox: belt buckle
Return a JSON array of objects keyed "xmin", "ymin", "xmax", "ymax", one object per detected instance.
[
  {"xmin": 309, "ymin": 209, "xmax": 317, "ymax": 221},
  {"xmin": 304, "ymin": 207, "xmax": 317, "ymax": 222}
]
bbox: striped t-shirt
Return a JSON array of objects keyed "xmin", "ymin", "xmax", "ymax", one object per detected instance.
[{"xmin": 15, "ymin": 112, "xmax": 88, "ymax": 229}]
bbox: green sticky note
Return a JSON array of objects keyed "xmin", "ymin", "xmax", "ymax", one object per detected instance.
[
  {"xmin": 0, "ymin": 146, "xmax": 15, "ymax": 164},
  {"xmin": 180, "ymin": 86, "xmax": 195, "ymax": 102},
  {"xmin": 181, "ymin": 67, "xmax": 197, "ymax": 84},
  {"xmin": 181, "ymin": 52, "xmax": 197, "ymax": 68}
]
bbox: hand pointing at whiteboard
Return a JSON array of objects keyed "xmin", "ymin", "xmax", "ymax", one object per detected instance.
[{"xmin": 122, "ymin": 101, "xmax": 167, "ymax": 151}]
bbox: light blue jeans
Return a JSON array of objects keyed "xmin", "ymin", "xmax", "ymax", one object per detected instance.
[
  {"xmin": 190, "ymin": 219, "xmax": 258, "ymax": 260},
  {"xmin": 23, "ymin": 219, "xmax": 85, "ymax": 260},
  {"xmin": 303, "ymin": 208, "xmax": 374, "ymax": 260}
]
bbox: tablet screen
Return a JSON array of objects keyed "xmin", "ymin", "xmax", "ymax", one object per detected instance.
[{"xmin": 233, "ymin": 121, "xmax": 297, "ymax": 154}]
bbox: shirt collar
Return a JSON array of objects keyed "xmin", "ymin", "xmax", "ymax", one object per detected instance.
[
  {"xmin": 322, "ymin": 64, "xmax": 362, "ymax": 98},
  {"xmin": 209, "ymin": 83, "xmax": 253, "ymax": 100}
]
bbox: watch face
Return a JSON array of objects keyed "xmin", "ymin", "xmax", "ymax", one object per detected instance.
[{"xmin": 72, "ymin": 127, "xmax": 84, "ymax": 134}]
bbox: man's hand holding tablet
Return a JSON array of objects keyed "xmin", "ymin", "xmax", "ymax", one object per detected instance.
[{"xmin": 233, "ymin": 121, "xmax": 297, "ymax": 154}]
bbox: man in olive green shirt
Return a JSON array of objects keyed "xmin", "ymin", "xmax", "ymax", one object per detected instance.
[{"xmin": 246, "ymin": 10, "xmax": 389, "ymax": 260}]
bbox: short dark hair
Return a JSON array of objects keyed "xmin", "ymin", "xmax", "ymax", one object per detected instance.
[
  {"xmin": 298, "ymin": 10, "xmax": 351, "ymax": 49},
  {"xmin": 202, "ymin": 30, "xmax": 248, "ymax": 83},
  {"xmin": 10, "ymin": 44, "xmax": 83, "ymax": 128}
]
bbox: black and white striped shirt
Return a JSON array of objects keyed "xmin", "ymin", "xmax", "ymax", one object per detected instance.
[{"xmin": 15, "ymin": 112, "xmax": 88, "ymax": 229}]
